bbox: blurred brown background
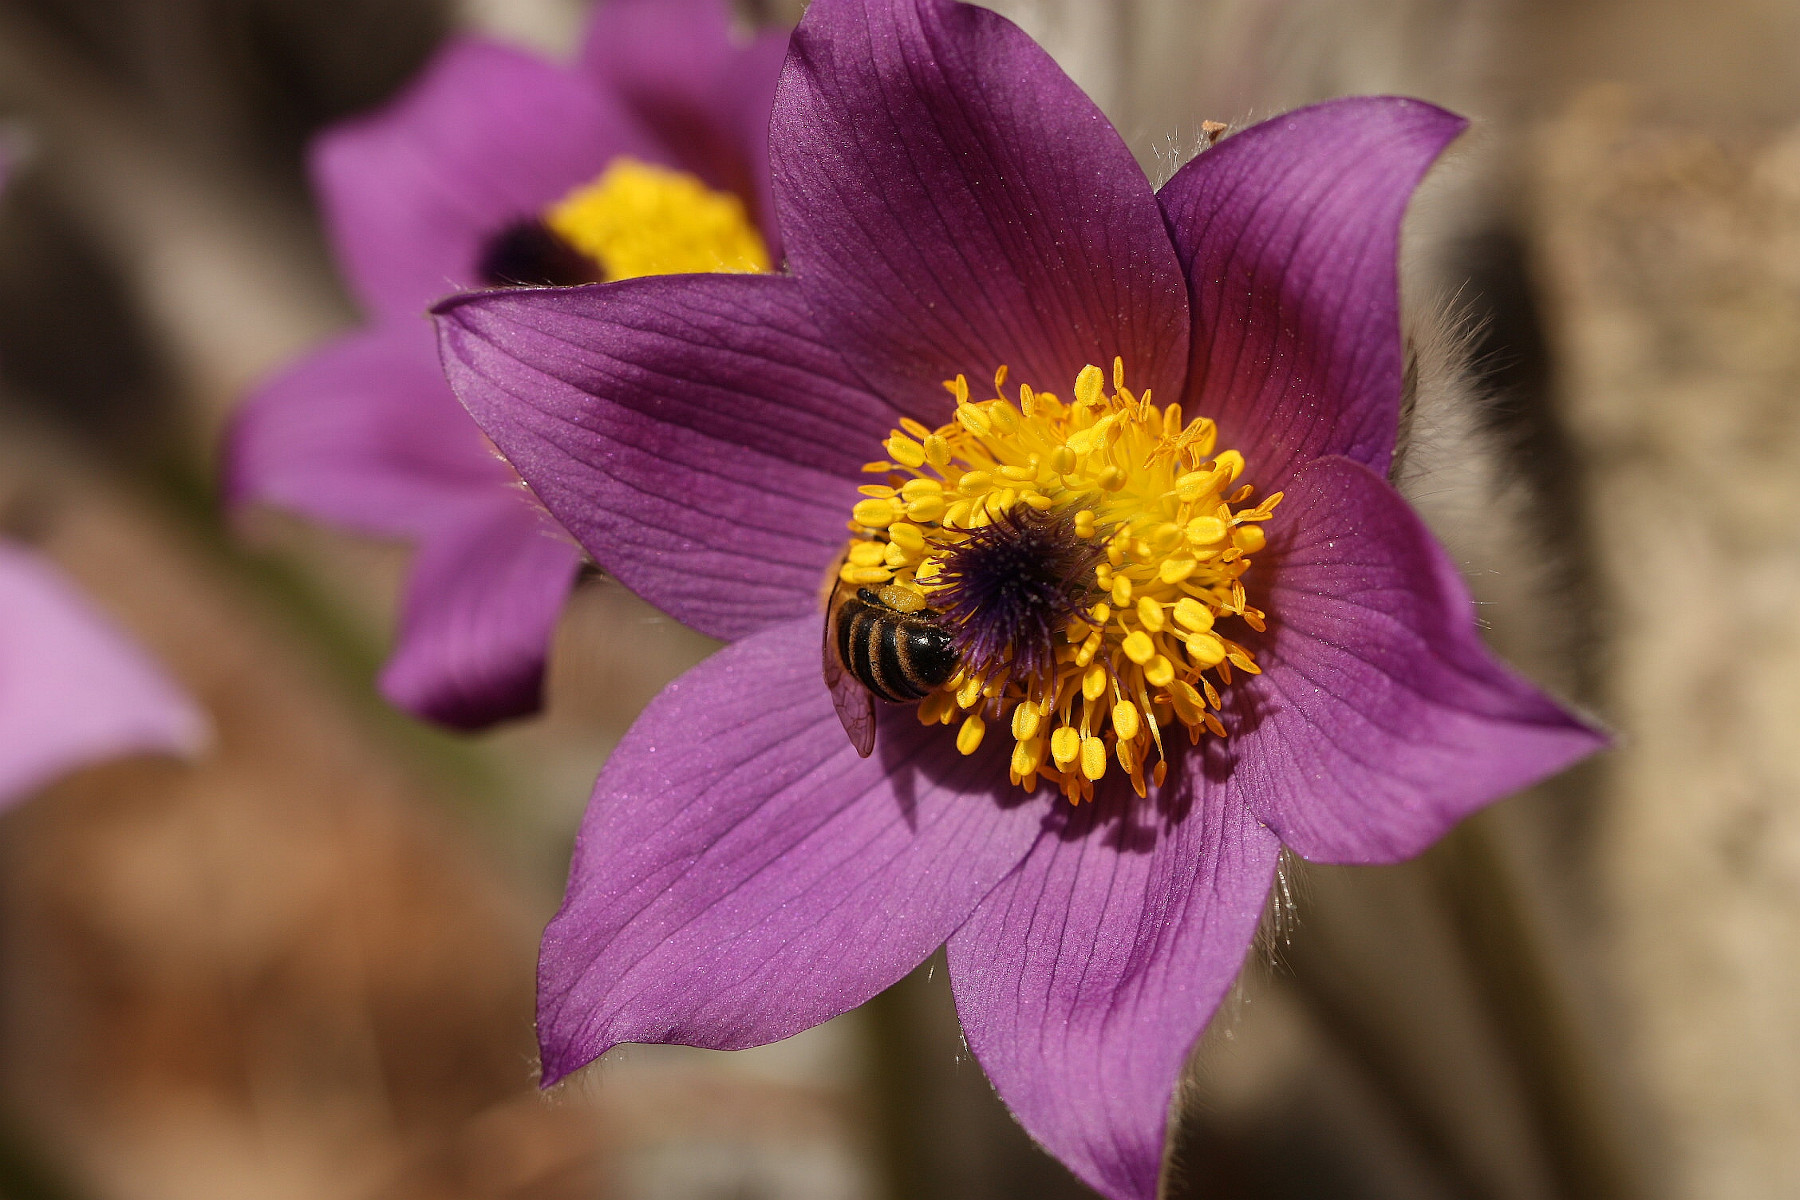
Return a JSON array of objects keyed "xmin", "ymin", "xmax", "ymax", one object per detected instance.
[{"xmin": 2, "ymin": 0, "xmax": 1798, "ymax": 1196}]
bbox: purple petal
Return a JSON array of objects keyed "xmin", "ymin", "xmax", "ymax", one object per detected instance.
[
  {"xmin": 537, "ymin": 616, "xmax": 1046, "ymax": 1083},
  {"xmin": 312, "ymin": 37, "xmax": 654, "ymax": 319},
  {"xmin": 227, "ymin": 322, "xmax": 510, "ymax": 539},
  {"xmin": 947, "ymin": 774, "xmax": 1281, "ymax": 1200},
  {"xmin": 379, "ymin": 496, "xmax": 584, "ymax": 730},
  {"xmin": 435, "ymin": 273, "xmax": 892, "ymax": 642},
  {"xmin": 0, "ymin": 543, "xmax": 206, "ymax": 807},
  {"xmin": 1158, "ymin": 97, "xmax": 1466, "ymax": 487},
  {"xmin": 579, "ymin": 0, "xmax": 790, "ymax": 255},
  {"xmin": 769, "ymin": 0, "xmax": 1190, "ymax": 420},
  {"xmin": 1234, "ymin": 456, "xmax": 1605, "ymax": 863}
]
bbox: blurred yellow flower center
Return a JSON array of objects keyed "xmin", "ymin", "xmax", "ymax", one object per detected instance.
[
  {"xmin": 842, "ymin": 359, "xmax": 1279, "ymax": 803},
  {"xmin": 546, "ymin": 158, "xmax": 770, "ymax": 280}
]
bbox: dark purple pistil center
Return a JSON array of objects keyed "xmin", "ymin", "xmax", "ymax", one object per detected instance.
[
  {"xmin": 478, "ymin": 219, "xmax": 604, "ymax": 288},
  {"xmin": 930, "ymin": 506, "xmax": 1103, "ymax": 687}
]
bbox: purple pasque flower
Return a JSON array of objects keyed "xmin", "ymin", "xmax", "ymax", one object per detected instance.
[
  {"xmin": 432, "ymin": 0, "xmax": 1606, "ymax": 1194},
  {"xmin": 0, "ymin": 542, "xmax": 206, "ymax": 808},
  {"xmin": 226, "ymin": 0, "xmax": 789, "ymax": 730}
]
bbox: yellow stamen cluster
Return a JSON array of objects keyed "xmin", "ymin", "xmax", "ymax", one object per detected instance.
[
  {"xmin": 546, "ymin": 158, "xmax": 770, "ymax": 280},
  {"xmin": 843, "ymin": 359, "xmax": 1280, "ymax": 803}
]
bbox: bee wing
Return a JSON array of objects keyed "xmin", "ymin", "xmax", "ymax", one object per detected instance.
[{"xmin": 823, "ymin": 597, "xmax": 876, "ymax": 758}]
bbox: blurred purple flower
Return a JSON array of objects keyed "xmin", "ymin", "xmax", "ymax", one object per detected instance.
[
  {"xmin": 434, "ymin": 0, "xmax": 1606, "ymax": 1194},
  {"xmin": 0, "ymin": 543, "xmax": 206, "ymax": 808},
  {"xmin": 227, "ymin": 0, "xmax": 788, "ymax": 730}
]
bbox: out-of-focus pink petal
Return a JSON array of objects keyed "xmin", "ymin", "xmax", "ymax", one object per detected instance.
[
  {"xmin": 0, "ymin": 544, "xmax": 206, "ymax": 807},
  {"xmin": 312, "ymin": 37, "xmax": 654, "ymax": 319},
  {"xmin": 379, "ymin": 497, "xmax": 584, "ymax": 731},
  {"xmin": 227, "ymin": 322, "xmax": 508, "ymax": 539}
]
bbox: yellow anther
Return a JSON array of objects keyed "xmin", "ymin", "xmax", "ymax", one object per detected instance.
[
  {"xmin": 1186, "ymin": 633, "xmax": 1226, "ymax": 667},
  {"xmin": 957, "ymin": 403, "xmax": 991, "ymax": 436},
  {"xmin": 1080, "ymin": 735, "xmax": 1108, "ymax": 781},
  {"xmin": 1096, "ymin": 466, "xmax": 1127, "ymax": 491},
  {"xmin": 956, "ymin": 674, "xmax": 984, "ymax": 710},
  {"xmin": 905, "ymin": 495, "xmax": 947, "ymax": 523},
  {"xmin": 957, "ymin": 471, "xmax": 993, "ymax": 496},
  {"xmin": 1227, "ymin": 648, "xmax": 1261, "ymax": 674},
  {"xmin": 923, "ymin": 434, "xmax": 952, "ymax": 468},
  {"xmin": 1214, "ymin": 449, "xmax": 1245, "ymax": 483},
  {"xmin": 1112, "ymin": 356, "xmax": 1127, "ymax": 392},
  {"xmin": 1174, "ymin": 471, "xmax": 1213, "ymax": 502},
  {"xmin": 1075, "ymin": 630, "xmax": 1103, "ymax": 667},
  {"xmin": 1073, "ymin": 509, "xmax": 1096, "ymax": 537},
  {"xmin": 888, "ymin": 522, "xmax": 926, "ymax": 553},
  {"xmin": 1075, "ymin": 364, "xmax": 1105, "ymax": 407},
  {"xmin": 885, "ymin": 434, "xmax": 926, "ymax": 468},
  {"xmin": 1144, "ymin": 655, "xmax": 1176, "ymax": 688},
  {"xmin": 987, "ymin": 403, "xmax": 1019, "ymax": 435},
  {"xmin": 852, "ymin": 498, "xmax": 898, "ymax": 527},
  {"xmin": 957, "ymin": 714, "xmax": 987, "ymax": 756},
  {"xmin": 999, "ymin": 464, "xmax": 1036, "ymax": 482},
  {"xmin": 1151, "ymin": 523, "xmax": 1184, "ymax": 551},
  {"xmin": 1184, "ymin": 418, "xmax": 1218, "ymax": 459},
  {"xmin": 1051, "ymin": 725, "xmax": 1081, "ymax": 767},
  {"xmin": 862, "ymin": 461, "xmax": 894, "ymax": 474},
  {"xmin": 1111, "ymin": 576, "xmax": 1133, "ymax": 607},
  {"xmin": 843, "ymin": 565, "xmax": 891, "ymax": 585},
  {"xmin": 1023, "ymin": 491, "xmax": 1056, "ymax": 510},
  {"xmin": 1168, "ymin": 680, "xmax": 1204, "ymax": 723},
  {"xmin": 1089, "ymin": 602, "xmax": 1111, "ymax": 624},
  {"xmin": 1113, "ymin": 700, "xmax": 1141, "ymax": 741},
  {"xmin": 847, "ymin": 541, "xmax": 885, "ymax": 566},
  {"xmin": 1122, "ymin": 630, "xmax": 1156, "ymax": 665},
  {"xmin": 1077, "ymin": 665, "xmax": 1108, "ymax": 705},
  {"xmin": 1049, "ymin": 446, "xmax": 1076, "ymax": 474},
  {"xmin": 1232, "ymin": 524, "xmax": 1267, "ymax": 554},
  {"xmin": 900, "ymin": 474, "xmax": 943, "ymax": 500},
  {"xmin": 1012, "ymin": 703, "xmax": 1043, "ymax": 742},
  {"xmin": 1011, "ymin": 737, "xmax": 1043, "ymax": 777},
  {"xmin": 1173, "ymin": 598, "xmax": 1214, "ymax": 632},
  {"xmin": 1159, "ymin": 558, "xmax": 1197, "ymax": 584},
  {"xmin": 1187, "ymin": 516, "xmax": 1229, "ymax": 545},
  {"xmin": 1136, "ymin": 597, "xmax": 1165, "ymax": 632}
]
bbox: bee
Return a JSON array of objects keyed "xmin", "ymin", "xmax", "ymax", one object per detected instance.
[{"xmin": 823, "ymin": 579, "xmax": 960, "ymax": 757}]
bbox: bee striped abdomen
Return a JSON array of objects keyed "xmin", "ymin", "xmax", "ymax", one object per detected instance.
[{"xmin": 834, "ymin": 589, "xmax": 959, "ymax": 704}]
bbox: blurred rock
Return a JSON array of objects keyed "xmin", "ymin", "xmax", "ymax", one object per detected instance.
[{"xmin": 1531, "ymin": 86, "xmax": 1800, "ymax": 1200}]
